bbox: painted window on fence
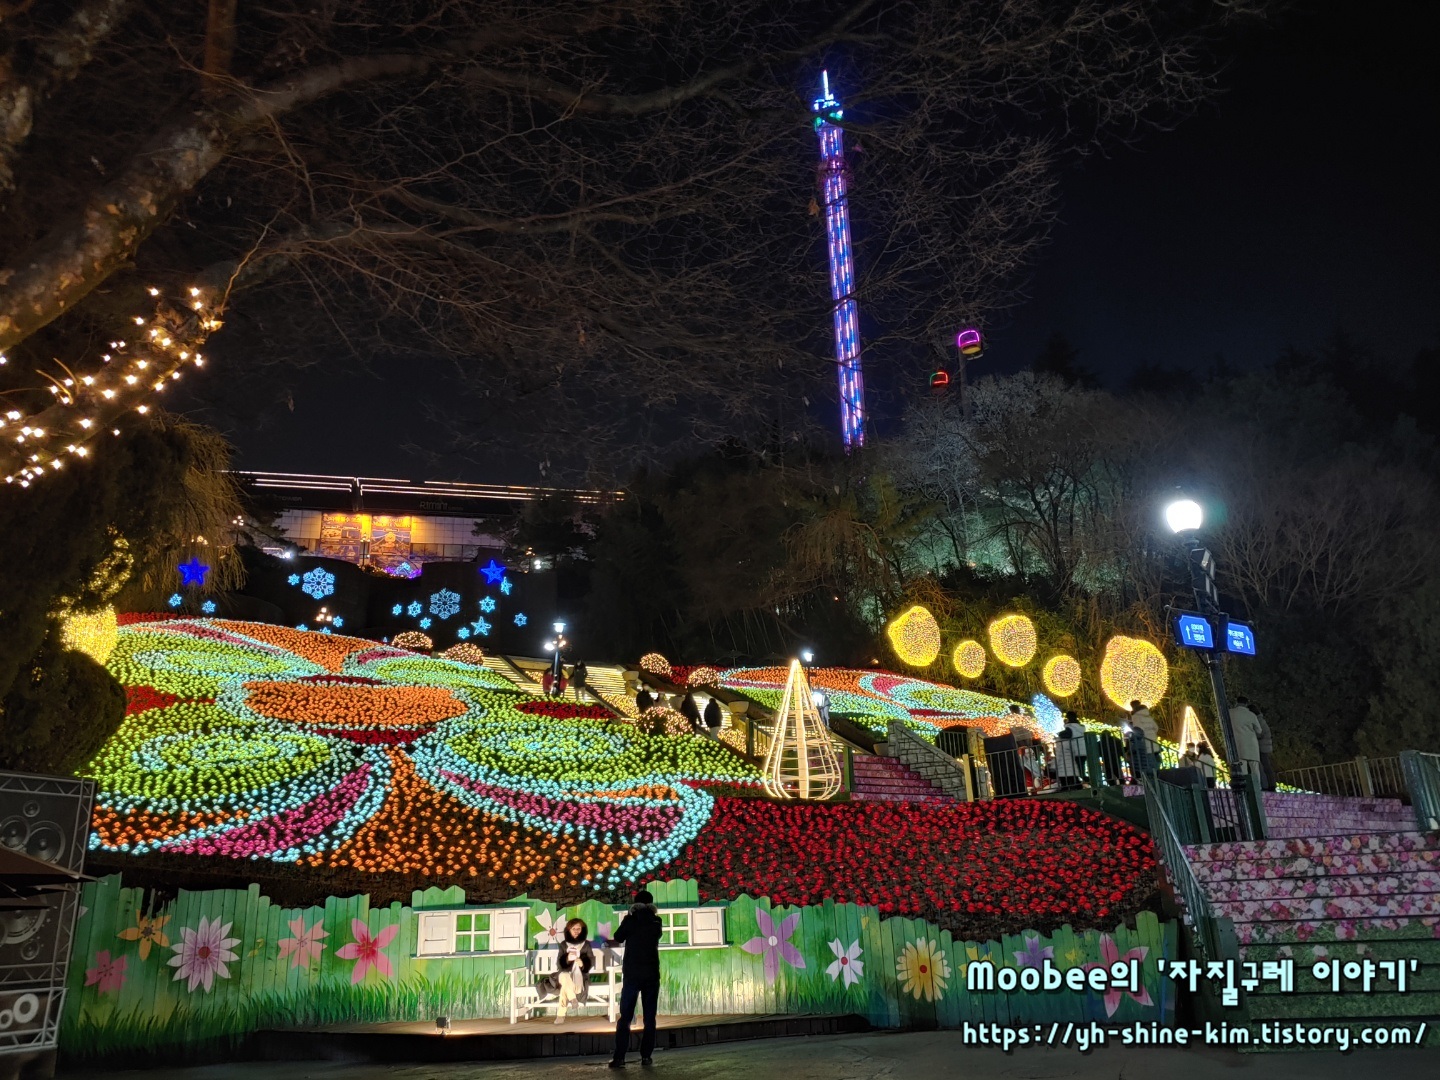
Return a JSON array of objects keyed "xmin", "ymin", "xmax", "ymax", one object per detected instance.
[
  {"xmin": 612, "ymin": 906, "xmax": 725, "ymax": 948},
  {"xmin": 415, "ymin": 907, "xmax": 527, "ymax": 957}
]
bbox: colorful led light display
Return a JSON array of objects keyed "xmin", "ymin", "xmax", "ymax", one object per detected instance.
[
  {"xmin": 813, "ymin": 71, "xmax": 866, "ymax": 450},
  {"xmin": 988, "ymin": 614, "xmax": 1037, "ymax": 668},
  {"xmin": 1098, "ymin": 636, "xmax": 1169, "ymax": 709}
]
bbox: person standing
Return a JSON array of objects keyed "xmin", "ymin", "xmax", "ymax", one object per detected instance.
[
  {"xmin": 702, "ymin": 697, "xmax": 723, "ymax": 738},
  {"xmin": 1197, "ymin": 742, "xmax": 1217, "ymax": 788},
  {"xmin": 1064, "ymin": 710, "xmax": 1088, "ymax": 788},
  {"xmin": 608, "ymin": 888, "xmax": 663, "ymax": 1069},
  {"xmin": 680, "ymin": 690, "xmax": 702, "ymax": 729},
  {"xmin": 635, "ymin": 687, "xmax": 655, "ymax": 714},
  {"xmin": 1228, "ymin": 696, "xmax": 1264, "ymax": 784},
  {"xmin": 1127, "ymin": 700, "xmax": 1158, "ymax": 778},
  {"xmin": 572, "ymin": 660, "xmax": 590, "ymax": 690},
  {"xmin": 1254, "ymin": 703, "xmax": 1277, "ymax": 791}
]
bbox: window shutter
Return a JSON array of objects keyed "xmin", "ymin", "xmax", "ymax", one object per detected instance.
[
  {"xmin": 690, "ymin": 907, "xmax": 725, "ymax": 947},
  {"xmin": 491, "ymin": 909, "xmax": 527, "ymax": 953},
  {"xmin": 416, "ymin": 912, "xmax": 454, "ymax": 957}
]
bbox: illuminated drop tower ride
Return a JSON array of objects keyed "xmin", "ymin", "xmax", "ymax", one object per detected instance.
[{"xmin": 813, "ymin": 71, "xmax": 866, "ymax": 451}]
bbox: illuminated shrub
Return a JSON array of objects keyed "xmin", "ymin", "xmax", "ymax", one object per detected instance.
[
  {"xmin": 59, "ymin": 606, "xmax": 118, "ymax": 665},
  {"xmin": 392, "ymin": 631, "xmax": 433, "ymax": 652},
  {"xmin": 952, "ymin": 640, "xmax": 986, "ymax": 679},
  {"xmin": 988, "ymin": 614, "xmax": 1037, "ymax": 668},
  {"xmin": 1041, "ymin": 655, "xmax": 1081, "ymax": 698},
  {"xmin": 639, "ymin": 652, "xmax": 672, "ymax": 676},
  {"xmin": 440, "ymin": 642, "xmax": 486, "ymax": 666},
  {"xmin": 1099, "ymin": 636, "xmax": 1169, "ymax": 709},
  {"xmin": 684, "ymin": 666, "xmax": 721, "ymax": 689},
  {"xmin": 886, "ymin": 605, "xmax": 941, "ymax": 667}
]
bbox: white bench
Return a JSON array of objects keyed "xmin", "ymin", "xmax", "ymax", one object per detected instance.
[{"xmin": 508, "ymin": 947, "xmax": 623, "ymax": 1023}]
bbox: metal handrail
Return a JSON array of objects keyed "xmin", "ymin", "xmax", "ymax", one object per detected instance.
[
  {"xmin": 885, "ymin": 720, "xmax": 972, "ymax": 800},
  {"xmin": 1400, "ymin": 751, "xmax": 1440, "ymax": 831},
  {"xmin": 1139, "ymin": 775, "xmax": 1237, "ymax": 963}
]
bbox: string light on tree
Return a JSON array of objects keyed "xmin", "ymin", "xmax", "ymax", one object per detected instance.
[
  {"xmin": 952, "ymin": 640, "xmax": 986, "ymax": 679},
  {"xmin": 988, "ymin": 614, "xmax": 1037, "ymax": 668},
  {"xmin": 1099, "ymin": 635, "xmax": 1169, "ymax": 709},
  {"xmin": 885, "ymin": 605, "xmax": 941, "ymax": 668},
  {"xmin": 763, "ymin": 660, "xmax": 842, "ymax": 801},
  {"xmin": 1041, "ymin": 655, "xmax": 1082, "ymax": 698}
]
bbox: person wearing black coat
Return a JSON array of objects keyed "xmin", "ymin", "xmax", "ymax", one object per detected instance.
[
  {"xmin": 607, "ymin": 889, "xmax": 664, "ymax": 1068},
  {"xmin": 635, "ymin": 687, "xmax": 655, "ymax": 713},
  {"xmin": 702, "ymin": 697, "xmax": 723, "ymax": 732},
  {"xmin": 680, "ymin": 690, "xmax": 701, "ymax": 727}
]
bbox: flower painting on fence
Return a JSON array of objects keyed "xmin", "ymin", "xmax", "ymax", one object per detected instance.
[
  {"xmin": 1085, "ymin": 935, "xmax": 1153, "ymax": 1017},
  {"xmin": 65, "ymin": 876, "xmax": 1176, "ymax": 1063}
]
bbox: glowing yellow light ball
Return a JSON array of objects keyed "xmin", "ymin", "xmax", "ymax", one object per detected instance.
[
  {"xmin": 952, "ymin": 640, "xmax": 986, "ymax": 679},
  {"xmin": 886, "ymin": 605, "xmax": 941, "ymax": 667},
  {"xmin": 392, "ymin": 631, "xmax": 434, "ymax": 652},
  {"xmin": 639, "ymin": 652, "xmax": 672, "ymax": 676},
  {"xmin": 1042, "ymin": 654, "xmax": 1082, "ymax": 698},
  {"xmin": 1099, "ymin": 635, "xmax": 1169, "ymax": 709},
  {"xmin": 59, "ymin": 606, "xmax": 117, "ymax": 665},
  {"xmin": 988, "ymin": 614, "xmax": 1037, "ymax": 668}
]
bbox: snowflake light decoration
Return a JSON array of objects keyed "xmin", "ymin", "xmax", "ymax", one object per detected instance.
[
  {"xmin": 295, "ymin": 623, "xmax": 309, "ymax": 631},
  {"xmin": 391, "ymin": 604, "xmax": 403, "ymax": 616},
  {"xmin": 332, "ymin": 616, "xmax": 344, "ymax": 628},
  {"xmin": 419, "ymin": 617, "xmax": 432, "ymax": 630},
  {"xmin": 300, "ymin": 567, "xmax": 336, "ymax": 600},
  {"xmin": 479, "ymin": 596, "xmax": 496, "ymax": 613},
  {"xmin": 167, "ymin": 594, "xmax": 183, "ymax": 608},
  {"xmin": 429, "ymin": 589, "xmax": 461, "ymax": 620},
  {"xmin": 200, "ymin": 600, "xmax": 216, "ymax": 614},
  {"xmin": 513, "ymin": 612, "xmax": 528, "ymax": 627},
  {"xmin": 457, "ymin": 626, "xmax": 471, "ymax": 640},
  {"xmin": 287, "ymin": 574, "xmax": 301, "ymax": 586},
  {"xmin": 407, "ymin": 601, "xmax": 423, "ymax": 618}
]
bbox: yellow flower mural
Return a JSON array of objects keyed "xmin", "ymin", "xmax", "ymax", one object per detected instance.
[
  {"xmin": 896, "ymin": 938, "xmax": 951, "ymax": 1002},
  {"xmin": 117, "ymin": 910, "xmax": 170, "ymax": 961}
]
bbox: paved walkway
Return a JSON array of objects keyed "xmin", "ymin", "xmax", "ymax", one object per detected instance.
[{"xmin": 70, "ymin": 1029, "xmax": 1433, "ymax": 1080}]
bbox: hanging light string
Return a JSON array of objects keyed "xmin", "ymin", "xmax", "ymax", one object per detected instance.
[{"xmin": 1, "ymin": 286, "xmax": 224, "ymax": 488}]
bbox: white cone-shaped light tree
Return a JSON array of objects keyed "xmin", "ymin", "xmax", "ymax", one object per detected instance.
[{"xmin": 763, "ymin": 660, "xmax": 842, "ymax": 800}]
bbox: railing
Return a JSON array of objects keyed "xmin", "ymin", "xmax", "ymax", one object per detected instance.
[
  {"xmin": 885, "ymin": 721, "xmax": 972, "ymax": 800},
  {"xmin": 1139, "ymin": 775, "xmax": 1239, "ymax": 964},
  {"xmin": 1400, "ymin": 751, "xmax": 1440, "ymax": 831},
  {"xmin": 1280, "ymin": 755, "xmax": 1408, "ymax": 800}
]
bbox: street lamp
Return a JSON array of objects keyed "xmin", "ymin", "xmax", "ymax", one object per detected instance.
[
  {"xmin": 548, "ymin": 620, "xmax": 569, "ymax": 692},
  {"xmin": 800, "ymin": 649, "xmax": 815, "ymax": 665},
  {"xmin": 1165, "ymin": 495, "xmax": 1249, "ymax": 835}
]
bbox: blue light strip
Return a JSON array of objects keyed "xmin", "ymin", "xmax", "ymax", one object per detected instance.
[{"xmin": 813, "ymin": 71, "xmax": 866, "ymax": 450}]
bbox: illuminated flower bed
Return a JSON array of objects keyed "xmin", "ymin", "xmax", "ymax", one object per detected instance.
[
  {"xmin": 663, "ymin": 797, "xmax": 1157, "ymax": 940},
  {"xmin": 721, "ymin": 666, "xmax": 1046, "ymax": 742},
  {"xmin": 91, "ymin": 619, "xmax": 757, "ymax": 892}
]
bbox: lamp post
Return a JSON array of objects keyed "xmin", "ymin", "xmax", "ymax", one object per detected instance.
[
  {"xmin": 1165, "ymin": 498, "xmax": 1247, "ymax": 826},
  {"xmin": 547, "ymin": 620, "xmax": 569, "ymax": 694}
]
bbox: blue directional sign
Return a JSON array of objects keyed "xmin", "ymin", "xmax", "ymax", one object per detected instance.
[
  {"xmin": 1174, "ymin": 612, "xmax": 1215, "ymax": 650},
  {"xmin": 1225, "ymin": 621, "xmax": 1257, "ymax": 656}
]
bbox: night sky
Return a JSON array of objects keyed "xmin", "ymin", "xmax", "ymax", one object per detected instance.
[{"xmin": 209, "ymin": 2, "xmax": 1438, "ymax": 480}]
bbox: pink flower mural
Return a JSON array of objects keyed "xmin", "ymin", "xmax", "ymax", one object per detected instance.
[
  {"xmin": 740, "ymin": 908, "xmax": 804, "ymax": 984},
  {"xmin": 84, "ymin": 950, "xmax": 127, "ymax": 994},
  {"xmin": 167, "ymin": 917, "xmax": 240, "ymax": 993},
  {"xmin": 1082, "ymin": 935, "xmax": 1151, "ymax": 1017},
  {"xmin": 335, "ymin": 918, "xmax": 400, "ymax": 983},
  {"xmin": 277, "ymin": 917, "xmax": 328, "ymax": 970}
]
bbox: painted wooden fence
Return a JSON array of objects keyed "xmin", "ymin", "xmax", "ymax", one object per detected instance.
[{"xmin": 64, "ymin": 875, "xmax": 1176, "ymax": 1061}]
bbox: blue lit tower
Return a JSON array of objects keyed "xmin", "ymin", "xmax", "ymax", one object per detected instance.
[{"xmin": 813, "ymin": 71, "xmax": 866, "ymax": 450}]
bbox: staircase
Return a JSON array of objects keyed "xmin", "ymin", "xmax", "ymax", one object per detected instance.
[
  {"xmin": 875, "ymin": 721, "xmax": 971, "ymax": 800},
  {"xmin": 1184, "ymin": 830, "xmax": 1440, "ymax": 1039},
  {"xmin": 849, "ymin": 755, "xmax": 951, "ymax": 803},
  {"xmin": 1260, "ymin": 792, "xmax": 1414, "ymax": 838}
]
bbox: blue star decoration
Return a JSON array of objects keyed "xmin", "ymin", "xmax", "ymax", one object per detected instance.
[
  {"xmin": 480, "ymin": 559, "xmax": 507, "ymax": 585},
  {"xmin": 407, "ymin": 600, "xmax": 423, "ymax": 618},
  {"xmin": 178, "ymin": 558, "xmax": 210, "ymax": 587},
  {"xmin": 513, "ymin": 612, "xmax": 528, "ymax": 627},
  {"xmin": 301, "ymin": 567, "xmax": 336, "ymax": 600},
  {"xmin": 499, "ymin": 578, "xmax": 513, "ymax": 596},
  {"xmin": 419, "ymin": 616, "xmax": 432, "ymax": 629},
  {"xmin": 391, "ymin": 604, "xmax": 403, "ymax": 616},
  {"xmin": 457, "ymin": 626, "xmax": 471, "ymax": 640},
  {"xmin": 167, "ymin": 593, "xmax": 183, "ymax": 608},
  {"xmin": 472, "ymin": 617, "xmax": 491, "ymax": 637},
  {"xmin": 288, "ymin": 573, "xmax": 301, "ymax": 586},
  {"xmin": 201, "ymin": 600, "xmax": 216, "ymax": 614},
  {"xmin": 479, "ymin": 596, "xmax": 496, "ymax": 613}
]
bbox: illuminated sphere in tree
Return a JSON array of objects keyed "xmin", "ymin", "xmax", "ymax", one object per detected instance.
[
  {"xmin": 639, "ymin": 652, "xmax": 672, "ymax": 676},
  {"xmin": 1099, "ymin": 636, "xmax": 1169, "ymax": 708},
  {"xmin": 886, "ymin": 605, "xmax": 941, "ymax": 668},
  {"xmin": 59, "ymin": 606, "xmax": 118, "ymax": 665},
  {"xmin": 988, "ymin": 614, "xmax": 1037, "ymax": 668},
  {"xmin": 392, "ymin": 631, "xmax": 433, "ymax": 652},
  {"xmin": 952, "ymin": 640, "xmax": 986, "ymax": 679},
  {"xmin": 1042, "ymin": 655, "xmax": 1082, "ymax": 698}
]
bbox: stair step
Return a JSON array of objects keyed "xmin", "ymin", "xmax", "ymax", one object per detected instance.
[
  {"xmin": 1187, "ymin": 831, "xmax": 1439, "ymax": 863},
  {"xmin": 1204, "ymin": 871, "xmax": 1440, "ymax": 902},
  {"xmin": 1233, "ymin": 915, "xmax": 1440, "ymax": 945},
  {"xmin": 1216, "ymin": 890, "xmax": 1440, "ymax": 923},
  {"xmin": 1244, "ymin": 990, "xmax": 1440, "ymax": 1021},
  {"xmin": 1188, "ymin": 849, "xmax": 1440, "ymax": 883},
  {"xmin": 1239, "ymin": 938, "xmax": 1440, "ymax": 965}
]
